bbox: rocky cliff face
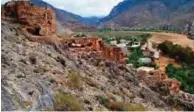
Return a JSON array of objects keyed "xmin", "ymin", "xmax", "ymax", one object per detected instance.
[{"xmin": 2, "ymin": 1, "xmax": 57, "ymax": 36}]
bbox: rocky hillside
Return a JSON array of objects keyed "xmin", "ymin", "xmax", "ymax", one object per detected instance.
[
  {"xmin": 1, "ymin": 1, "xmax": 194, "ymax": 111},
  {"xmin": 2, "ymin": 20, "xmax": 171, "ymax": 111},
  {"xmin": 101, "ymin": 0, "xmax": 194, "ymax": 29}
]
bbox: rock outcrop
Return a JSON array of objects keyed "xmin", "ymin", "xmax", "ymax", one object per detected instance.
[{"xmin": 1, "ymin": 1, "xmax": 56, "ymax": 36}]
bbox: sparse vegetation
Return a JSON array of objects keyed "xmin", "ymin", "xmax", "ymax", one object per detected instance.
[
  {"xmin": 54, "ymin": 91, "xmax": 83, "ymax": 111},
  {"xmin": 121, "ymin": 28, "xmax": 183, "ymax": 34},
  {"xmin": 188, "ymin": 35, "xmax": 194, "ymax": 40},
  {"xmin": 83, "ymin": 31, "xmax": 149, "ymax": 38},
  {"xmin": 99, "ymin": 96, "xmax": 145, "ymax": 111},
  {"xmin": 67, "ymin": 70, "xmax": 83, "ymax": 90},
  {"xmin": 74, "ymin": 33, "xmax": 87, "ymax": 38},
  {"xmin": 101, "ymin": 34, "xmax": 151, "ymax": 45}
]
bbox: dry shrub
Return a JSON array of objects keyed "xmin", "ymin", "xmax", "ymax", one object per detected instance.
[
  {"xmin": 54, "ymin": 92, "xmax": 83, "ymax": 111},
  {"xmin": 67, "ymin": 70, "xmax": 83, "ymax": 90},
  {"xmin": 99, "ymin": 96, "xmax": 145, "ymax": 111}
]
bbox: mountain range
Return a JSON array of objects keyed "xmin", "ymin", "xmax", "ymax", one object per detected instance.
[
  {"xmin": 30, "ymin": 0, "xmax": 194, "ymax": 30},
  {"xmin": 101, "ymin": 0, "xmax": 194, "ymax": 29}
]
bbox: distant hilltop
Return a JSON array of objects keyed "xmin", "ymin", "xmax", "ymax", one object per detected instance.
[{"xmin": 100, "ymin": 0, "xmax": 194, "ymax": 31}]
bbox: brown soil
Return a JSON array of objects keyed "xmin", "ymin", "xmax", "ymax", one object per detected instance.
[
  {"xmin": 148, "ymin": 32, "xmax": 194, "ymax": 51},
  {"xmin": 155, "ymin": 56, "xmax": 181, "ymax": 72}
]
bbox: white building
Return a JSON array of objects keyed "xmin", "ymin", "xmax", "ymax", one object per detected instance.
[{"xmin": 138, "ymin": 58, "xmax": 152, "ymax": 64}]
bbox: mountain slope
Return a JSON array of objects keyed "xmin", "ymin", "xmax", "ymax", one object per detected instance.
[
  {"xmin": 30, "ymin": 0, "xmax": 99, "ymax": 31},
  {"xmin": 1, "ymin": 20, "xmax": 171, "ymax": 111},
  {"xmin": 101, "ymin": 0, "xmax": 194, "ymax": 29}
]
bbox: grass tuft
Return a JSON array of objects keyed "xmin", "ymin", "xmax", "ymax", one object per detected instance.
[
  {"xmin": 99, "ymin": 96, "xmax": 145, "ymax": 111},
  {"xmin": 54, "ymin": 92, "xmax": 83, "ymax": 111},
  {"xmin": 67, "ymin": 70, "xmax": 83, "ymax": 90}
]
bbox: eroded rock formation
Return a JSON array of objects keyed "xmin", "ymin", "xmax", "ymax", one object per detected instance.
[{"xmin": 1, "ymin": 1, "xmax": 57, "ymax": 36}]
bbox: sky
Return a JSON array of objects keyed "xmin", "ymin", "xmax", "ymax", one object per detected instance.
[{"xmin": 1, "ymin": 0, "xmax": 123, "ymax": 17}]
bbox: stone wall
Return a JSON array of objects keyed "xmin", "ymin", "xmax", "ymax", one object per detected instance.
[
  {"xmin": 62, "ymin": 37, "xmax": 102, "ymax": 50},
  {"xmin": 101, "ymin": 43, "xmax": 125, "ymax": 64},
  {"xmin": 2, "ymin": 1, "xmax": 57, "ymax": 36},
  {"xmin": 138, "ymin": 69, "xmax": 179, "ymax": 92},
  {"xmin": 62, "ymin": 37, "xmax": 126, "ymax": 64}
]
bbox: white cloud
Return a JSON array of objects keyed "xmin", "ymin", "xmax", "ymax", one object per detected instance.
[{"xmin": 1, "ymin": 0, "xmax": 123, "ymax": 17}]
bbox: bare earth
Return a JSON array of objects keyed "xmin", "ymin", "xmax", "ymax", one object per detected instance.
[
  {"xmin": 148, "ymin": 32, "xmax": 194, "ymax": 51},
  {"xmin": 154, "ymin": 56, "xmax": 181, "ymax": 72}
]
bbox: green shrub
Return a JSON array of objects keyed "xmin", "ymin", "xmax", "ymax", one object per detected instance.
[
  {"xmin": 137, "ymin": 34, "xmax": 151, "ymax": 44},
  {"xmin": 127, "ymin": 47, "xmax": 146, "ymax": 68},
  {"xmin": 166, "ymin": 64, "xmax": 194, "ymax": 94},
  {"xmin": 158, "ymin": 41, "xmax": 194, "ymax": 65},
  {"xmin": 54, "ymin": 92, "xmax": 83, "ymax": 111},
  {"xmin": 188, "ymin": 35, "xmax": 194, "ymax": 40}
]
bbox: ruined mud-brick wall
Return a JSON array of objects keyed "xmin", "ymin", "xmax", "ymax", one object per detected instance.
[
  {"xmin": 62, "ymin": 37, "xmax": 125, "ymax": 64},
  {"xmin": 138, "ymin": 69, "xmax": 181, "ymax": 95},
  {"xmin": 62, "ymin": 37, "xmax": 102, "ymax": 50},
  {"xmin": 101, "ymin": 42, "xmax": 125, "ymax": 64},
  {"xmin": 1, "ymin": 1, "xmax": 57, "ymax": 36},
  {"xmin": 87, "ymin": 38, "xmax": 102, "ymax": 50},
  {"xmin": 138, "ymin": 70, "xmax": 163, "ymax": 87}
]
